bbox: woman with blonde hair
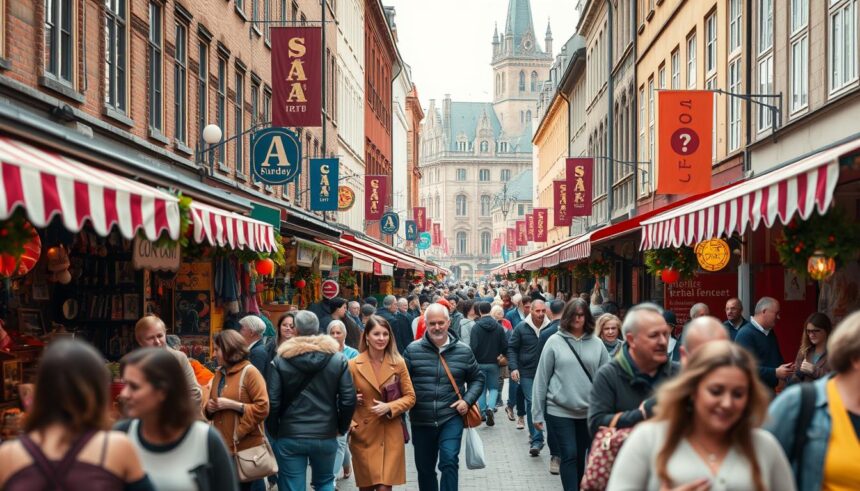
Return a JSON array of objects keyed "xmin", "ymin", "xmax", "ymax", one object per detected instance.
[
  {"xmin": 596, "ymin": 314, "xmax": 623, "ymax": 357},
  {"xmin": 608, "ymin": 341, "xmax": 795, "ymax": 491}
]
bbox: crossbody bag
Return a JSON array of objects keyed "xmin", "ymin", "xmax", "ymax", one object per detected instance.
[{"xmin": 560, "ymin": 334, "xmax": 593, "ymax": 383}]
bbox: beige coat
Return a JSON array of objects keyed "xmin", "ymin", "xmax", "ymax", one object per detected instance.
[
  {"xmin": 348, "ymin": 352, "xmax": 416, "ymax": 487},
  {"xmin": 207, "ymin": 359, "xmax": 269, "ymax": 453}
]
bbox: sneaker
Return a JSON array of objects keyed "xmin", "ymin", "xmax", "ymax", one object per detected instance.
[
  {"xmin": 549, "ymin": 456, "xmax": 560, "ymax": 475},
  {"xmin": 516, "ymin": 416, "xmax": 525, "ymax": 429},
  {"xmin": 486, "ymin": 409, "xmax": 495, "ymax": 427},
  {"xmin": 529, "ymin": 444, "xmax": 542, "ymax": 457},
  {"xmin": 505, "ymin": 406, "xmax": 515, "ymax": 421}
]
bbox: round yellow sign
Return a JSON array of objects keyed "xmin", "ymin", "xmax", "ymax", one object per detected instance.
[
  {"xmin": 695, "ymin": 239, "xmax": 731, "ymax": 272},
  {"xmin": 338, "ymin": 186, "xmax": 356, "ymax": 211}
]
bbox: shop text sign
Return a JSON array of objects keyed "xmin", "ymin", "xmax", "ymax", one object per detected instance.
[
  {"xmin": 251, "ymin": 128, "xmax": 302, "ymax": 185},
  {"xmin": 414, "ymin": 207, "xmax": 427, "ymax": 232},
  {"xmin": 553, "ymin": 180, "xmax": 571, "ymax": 226},
  {"xmin": 526, "ymin": 213, "xmax": 535, "ymax": 242},
  {"xmin": 132, "ymin": 237, "xmax": 180, "ymax": 272},
  {"xmin": 566, "ymin": 158, "xmax": 593, "ymax": 216},
  {"xmin": 310, "ymin": 158, "xmax": 339, "ymax": 211},
  {"xmin": 664, "ymin": 273, "xmax": 736, "ymax": 326},
  {"xmin": 272, "ymin": 27, "xmax": 322, "ymax": 127},
  {"xmin": 381, "ymin": 212, "xmax": 400, "ymax": 235},
  {"xmin": 657, "ymin": 90, "xmax": 713, "ymax": 195},
  {"xmin": 364, "ymin": 175, "xmax": 387, "ymax": 221},
  {"xmin": 534, "ymin": 208, "xmax": 548, "ymax": 242}
]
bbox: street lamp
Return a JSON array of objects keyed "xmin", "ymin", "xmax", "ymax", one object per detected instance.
[
  {"xmin": 492, "ymin": 182, "xmax": 518, "ymax": 221},
  {"xmin": 202, "ymin": 124, "xmax": 223, "ymax": 146}
]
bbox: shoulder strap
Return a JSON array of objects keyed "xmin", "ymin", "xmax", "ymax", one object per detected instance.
[
  {"xmin": 232, "ymin": 365, "xmax": 252, "ymax": 449},
  {"xmin": 562, "ymin": 337, "xmax": 593, "ymax": 383},
  {"xmin": 438, "ymin": 352, "xmax": 464, "ymax": 400},
  {"xmin": 18, "ymin": 434, "xmax": 63, "ymax": 489},
  {"xmin": 791, "ymin": 382, "xmax": 817, "ymax": 485}
]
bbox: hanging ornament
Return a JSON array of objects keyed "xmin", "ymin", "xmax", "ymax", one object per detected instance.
[
  {"xmin": 47, "ymin": 245, "xmax": 72, "ymax": 284},
  {"xmin": 807, "ymin": 250, "xmax": 836, "ymax": 281},
  {"xmin": 0, "ymin": 222, "xmax": 41, "ymax": 278},
  {"xmin": 255, "ymin": 258, "xmax": 275, "ymax": 276},
  {"xmin": 661, "ymin": 268, "xmax": 680, "ymax": 284},
  {"xmin": 295, "ymin": 278, "xmax": 307, "ymax": 289}
]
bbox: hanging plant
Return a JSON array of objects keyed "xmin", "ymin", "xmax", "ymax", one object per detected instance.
[
  {"xmin": 589, "ymin": 258, "xmax": 612, "ymax": 278},
  {"xmin": 572, "ymin": 262, "xmax": 591, "ymax": 280},
  {"xmin": 425, "ymin": 273, "xmax": 439, "ymax": 282},
  {"xmin": 154, "ymin": 194, "xmax": 193, "ymax": 249},
  {"xmin": 339, "ymin": 269, "xmax": 357, "ymax": 288},
  {"xmin": 775, "ymin": 207, "xmax": 860, "ymax": 278},
  {"xmin": 644, "ymin": 246, "xmax": 698, "ymax": 280}
]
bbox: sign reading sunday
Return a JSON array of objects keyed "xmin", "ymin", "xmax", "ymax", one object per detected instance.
[{"xmin": 272, "ymin": 27, "xmax": 322, "ymax": 127}]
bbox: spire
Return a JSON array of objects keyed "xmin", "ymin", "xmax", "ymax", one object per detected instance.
[
  {"xmin": 493, "ymin": 22, "xmax": 499, "ymax": 44},
  {"xmin": 545, "ymin": 18, "xmax": 553, "ymax": 55},
  {"xmin": 503, "ymin": 0, "xmax": 539, "ymax": 54},
  {"xmin": 545, "ymin": 18, "xmax": 552, "ymax": 38}
]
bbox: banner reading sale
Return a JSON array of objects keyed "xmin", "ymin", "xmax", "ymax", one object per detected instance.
[
  {"xmin": 566, "ymin": 158, "xmax": 593, "ymax": 216},
  {"xmin": 272, "ymin": 28, "xmax": 321, "ymax": 127},
  {"xmin": 553, "ymin": 180, "xmax": 571, "ymax": 226},
  {"xmin": 534, "ymin": 208, "xmax": 548, "ymax": 242},
  {"xmin": 657, "ymin": 90, "xmax": 713, "ymax": 195}
]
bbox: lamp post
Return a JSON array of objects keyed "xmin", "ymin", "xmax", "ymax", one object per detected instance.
[{"xmin": 493, "ymin": 182, "xmax": 517, "ymax": 221}]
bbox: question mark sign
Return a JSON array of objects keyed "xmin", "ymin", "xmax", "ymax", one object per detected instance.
[
  {"xmin": 679, "ymin": 133, "xmax": 692, "ymax": 153},
  {"xmin": 670, "ymin": 128, "xmax": 700, "ymax": 155}
]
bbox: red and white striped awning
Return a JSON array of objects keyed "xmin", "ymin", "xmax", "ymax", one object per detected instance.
[
  {"xmin": 640, "ymin": 137, "xmax": 860, "ymax": 250},
  {"xmin": 0, "ymin": 135, "xmax": 180, "ymax": 241},
  {"xmin": 340, "ymin": 234, "xmax": 422, "ymax": 271},
  {"xmin": 190, "ymin": 202, "xmax": 277, "ymax": 252},
  {"xmin": 558, "ymin": 232, "xmax": 593, "ymax": 263},
  {"xmin": 318, "ymin": 238, "xmax": 392, "ymax": 274}
]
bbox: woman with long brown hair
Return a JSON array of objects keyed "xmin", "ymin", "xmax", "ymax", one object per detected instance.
[
  {"xmin": 348, "ymin": 315, "xmax": 416, "ymax": 491},
  {"xmin": 607, "ymin": 341, "xmax": 795, "ymax": 491},
  {"xmin": 788, "ymin": 312, "xmax": 832, "ymax": 384},
  {"xmin": 0, "ymin": 340, "xmax": 152, "ymax": 491},
  {"xmin": 267, "ymin": 312, "xmax": 296, "ymax": 363}
]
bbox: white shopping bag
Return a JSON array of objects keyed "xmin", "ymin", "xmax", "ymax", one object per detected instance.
[{"xmin": 464, "ymin": 427, "xmax": 486, "ymax": 470}]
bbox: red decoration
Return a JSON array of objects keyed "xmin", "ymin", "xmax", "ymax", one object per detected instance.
[
  {"xmin": 295, "ymin": 279, "xmax": 307, "ymax": 289},
  {"xmin": 255, "ymin": 258, "xmax": 275, "ymax": 276},
  {"xmin": 661, "ymin": 268, "xmax": 680, "ymax": 284},
  {"xmin": 0, "ymin": 224, "xmax": 41, "ymax": 278}
]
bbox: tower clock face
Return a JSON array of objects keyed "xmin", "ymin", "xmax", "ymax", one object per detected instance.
[{"xmin": 522, "ymin": 34, "xmax": 535, "ymax": 52}]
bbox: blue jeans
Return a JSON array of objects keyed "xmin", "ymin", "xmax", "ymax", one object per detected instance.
[
  {"xmin": 518, "ymin": 377, "xmax": 543, "ymax": 446},
  {"xmin": 507, "ymin": 378, "xmax": 526, "ymax": 416},
  {"xmin": 545, "ymin": 414, "xmax": 590, "ymax": 490},
  {"xmin": 411, "ymin": 416, "xmax": 464, "ymax": 491},
  {"xmin": 333, "ymin": 432, "xmax": 351, "ymax": 477},
  {"xmin": 477, "ymin": 363, "xmax": 500, "ymax": 413},
  {"xmin": 272, "ymin": 437, "xmax": 338, "ymax": 491}
]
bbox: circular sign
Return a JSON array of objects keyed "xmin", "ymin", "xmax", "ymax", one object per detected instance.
[
  {"xmin": 322, "ymin": 279, "xmax": 340, "ymax": 299},
  {"xmin": 670, "ymin": 128, "xmax": 700, "ymax": 155},
  {"xmin": 417, "ymin": 232, "xmax": 432, "ymax": 250},
  {"xmin": 250, "ymin": 128, "xmax": 302, "ymax": 185},
  {"xmin": 695, "ymin": 238, "xmax": 731, "ymax": 272},
  {"xmin": 380, "ymin": 212, "xmax": 400, "ymax": 235},
  {"xmin": 338, "ymin": 186, "xmax": 356, "ymax": 211}
]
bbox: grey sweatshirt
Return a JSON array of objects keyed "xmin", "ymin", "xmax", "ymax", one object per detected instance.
[{"xmin": 532, "ymin": 330, "xmax": 610, "ymax": 422}]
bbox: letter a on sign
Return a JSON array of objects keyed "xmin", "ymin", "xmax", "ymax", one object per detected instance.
[
  {"xmin": 657, "ymin": 90, "xmax": 713, "ymax": 195},
  {"xmin": 272, "ymin": 27, "xmax": 322, "ymax": 127}
]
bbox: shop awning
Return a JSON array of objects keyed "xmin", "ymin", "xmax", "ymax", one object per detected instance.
[
  {"xmin": 318, "ymin": 238, "xmax": 390, "ymax": 274},
  {"xmin": 339, "ymin": 234, "xmax": 422, "ymax": 271},
  {"xmin": 558, "ymin": 232, "xmax": 593, "ymax": 264},
  {"xmin": 640, "ymin": 136, "xmax": 860, "ymax": 250},
  {"xmin": 190, "ymin": 202, "xmax": 277, "ymax": 252},
  {"xmin": 0, "ymin": 135, "xmax": 180, "ymax": 241}
]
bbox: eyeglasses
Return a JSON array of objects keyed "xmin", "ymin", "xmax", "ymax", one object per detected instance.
[
  {"xmin": 806, "ymin": 328, "xmax": 824, "ymax": 335},
  {"xmin": 574, "ymin": 312, "xmax": 586, "ymax": 318}
]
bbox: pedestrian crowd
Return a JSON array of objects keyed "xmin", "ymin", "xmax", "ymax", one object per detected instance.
[{"xmin": 0, "ymin": 280, "xmax": 859, "ymax": 491}]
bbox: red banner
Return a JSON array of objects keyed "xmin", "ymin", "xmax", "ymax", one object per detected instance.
[
  {"xmin": 426, "ymin": 218, "xmax": 432, "ymax": 237},
  {"xmin": 526, "ymin": 213, "xmax": 535, "ymax": 242},
  {"xmin": 657, "ymin": 90, "xmax": 713, "ymax": 194},
  {"xmin": 567, "ymin": 158, "xmax": 593, "ymax": 216},
  {"xmin": 506, "ymin": 228, "xmax": 516, "ymax": 250},
  {"xmin": 534, "ymin": 208, "xmax": 548, "ymax": 242},
  {"xmin": 516, "ymin": 221, "xmax": 527, "ymax": 246},
  {"xmin": 492, "ymin": 238, "xmax": 500, "ymax": 256},
  {"xmin": 272, "ymin": 27, "xmax": 322, "ymax": 127},
  {"xmin": 432, "ymin": 223, "xmax": 441, "ymax": 246},
  {"xmin": 364, "ymin": 175, "xmax": 387, "ymax": 221},
  {"xmin": 413, "ymin": 207, "xmax": 426, "ymax": 232},
  {"xmin": 443, "ymin": 238, "xmax": 449, "ymax": 255},
  {"xmin": 553, "ymin": 180, "xmax": 571, "ymax": 226}
]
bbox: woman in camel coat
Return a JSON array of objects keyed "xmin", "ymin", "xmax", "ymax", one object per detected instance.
[{"xmin": 349, "ymin": 316, "xmax": 416, "ymax": 490}]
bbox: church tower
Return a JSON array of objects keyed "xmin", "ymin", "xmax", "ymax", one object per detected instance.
[{"xmin": 492, "ymin": 0, "xmax": 553, "ymax": 141}]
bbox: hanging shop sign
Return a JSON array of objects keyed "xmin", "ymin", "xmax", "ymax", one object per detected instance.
[
  {"xmin": 296, "ymin": 243, "xmax": 316, "ymax": 267},
  {"xmin": 318, "ymin": 250, "xmax": 334, "ymax": 271},
  {"xmin": 506, "ymin": 228, "xmax": 516, "ymax": 251},
  {"xmin": 310, "ymin": 158, "xmax": 339, "ymax": 211},
  {"xmin": 526, "ymin": 213, "xmax": 535, "ymax": 242},
  {"xmin": 695, "ymin": 238, "xmax": 731, "ymax": 272},
  {"xmin": 534, "ymin": 208, "xmax": 548, "ymax": 243},
  {"xmin": 365, "ymin": 175, "xmax": 387, "ymax": 221},
  {"xmin": 553, "ymin": 180, "xmax": 571, "ymax": 226},
  {"xmin": 657, "ymin": 90, "xmax": 713, "ymax": 195},
  {"xmin": 132, "ymin": 237, "xmax": 180, "ymax": 272},
  {"xmin": 272, "ymin": 27, "xmax": 322, "ymax": 127},
  {"xmin": 502, "ymin": 245, "xmax": 510, "ymax": 263},
  {"xmin": 381, "ymin": 212, "xmax": 400, "ymax": 235},
  {"xmin": 405, "ymin": 220, "xmax": 418, "ymax": 241},
  {"xmin": 414, "ymin": 207, "xmax": 427, "ymax": 232},
  {"xmin": 567, "ymin": 158, "xmax": 593, "ymax": 216},
  {"xmin": 321, "ymin": 279, "xmax": 339, "ymax": 299},
  {"xmin": 432, "ymin": 223, "xmax": 441, "ymax": 246},
  {"xmin": 516, "ymin": 221, "xmax": 527, "ymax": 246},
  {"xmin": 417, "ymin": 232, "xmax": 432, "ymax": 250},
  {"xmin": 338, "ymin": 185, "xmax": 356, "ymax": 211},
  {"xmin": 250, "ymin": 127, "xmax": 302, "ymax": 185}
]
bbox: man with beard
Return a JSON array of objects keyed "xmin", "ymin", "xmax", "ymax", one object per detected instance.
[{"xmin": 508, "ymin": 299, "xmax": 550, "ymax": 456}]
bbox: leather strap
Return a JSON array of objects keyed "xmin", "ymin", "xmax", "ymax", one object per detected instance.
[
  {"xmin": 438, "ymin": 352, "xmax": 464, "ymax": 400},
  {"xmin": 232, "ymin": 365, "xmax": 252, "ymax": 451},
  {"xmin": 609, "ymin": 412, "xmax": 623, "ymax": 428}
]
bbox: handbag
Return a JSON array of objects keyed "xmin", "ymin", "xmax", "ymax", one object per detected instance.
[
  {"xmin": 580, "ymin": 413, "xmax": 633, "ymax": 491},
  {"xmin": 230, "ymin": 365, "xmax": 278, "ymax": 483},
  {"xmin": 496, "ymin": 353, "xmax": 508, "ymax": 367},
  {"xmin": 464, "ymin": 427, "xmax": 486, "ymax": 470},
  {"xmin": 438, "ymin": 353, "xmax": 483, "ymax": 428},
  {"xmin": 381, "ymin": 376, "xmax": 411, "ymax": 444}
]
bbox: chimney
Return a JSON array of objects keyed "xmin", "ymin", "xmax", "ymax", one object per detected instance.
[{"xmin": 443, "ymin": 94, "xmax": 452, "ymax": 130}]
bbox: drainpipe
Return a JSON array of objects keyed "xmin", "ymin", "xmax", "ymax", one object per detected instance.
[
  {"xmin": 631, "ymin": 0, "xmax": 638, "ymax": 210},
  {"xmin": 606, "ymin": 0, "xmax": 615, "ymax": 221},
  {"xmin": 740, "ymin": 0, "xmax": 754, "ymax": 312}
]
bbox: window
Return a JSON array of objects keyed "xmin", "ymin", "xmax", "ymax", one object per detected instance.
[
  {"xmin": 216, "ymin": 56, "xmax": 226, "ymax": 166},
  {"xmin": 263, "ymin": 87, "xmax": 271, "ymax": 124},
  {"xmin": 455, "ymin": 196, "xmax": 467, "ymax": 216},
  {"xmin": 457, "ymin": 141, "xmax": 467, "ymax": 152},
  {"xmin": 456, "ymin": 232, "xmax": 467, "ymax": 255},
  {"xmin": 706, "ymin": 76, "xmax": 717, "ymax": 158},
  {"xmin": 234, "ymin": 70, "xmax": 244, "ymax": 173},
  {"xmin": 638, "ymin": 86, "xmax": 647, "ymax": 195},
  {"xmin": 728, "ymin": 59, "xmax": 741, "ymax": 150},
  {"xmin": 479, "ymin": 169, "xmax": 490, "ymax": 181},
  {"xmin": 174, "ymin": 22, "xmax": 188, "ymax": 144},
  {"xmin": 44, "ymin": 0, "xmax": 74, "ymax": 84},
  {"xmin": 105, "ymin": 0, "xmax": 127, "ymax": 112},
  {"xmin": 148, "ymin": 2, "xmax": 163, "ymax": 132},
  {"xmin": 264, "ymin": 0, "xmax": 270, "ymax": 43},
  {"xmin": 500, "ymin": 169, "xmax": 511, "ymax": 181},
  {"xmin": 530, "ymin": 71, "xmax": 538, "ymax": 91},
  {"xmin": 729, "ymin": 0, "xmax": 742, "ymax": 54},
  {"xmin": 480, "ymin": 141, "xmax": 489, "ymax": 153},
  {"xmin": 480, "ymin": 195, "xmax": 491, "ymax": 216},
  {"xmin": 481, "ymin": 232, "xmax": 491, "ymax": 255},
  {"xmin": 829, "ymin": 0, "xmax": 858, "ymax": 93},
  {"xmin": 706, "ymin": 12, "xmax": 717, "ymax": 74},
  {"xmin": 519, "ymin": 71, "xmax": 525, "ymax": 91},
  {"xmin": 658, "ymin": 65, "xmax": 666, "ymax": 89},
  {"xmin": 687, "ymin": 33, "xmax": 697, "ymax": 88},
  {"xmin": 526, "ymin": 110, "xmax": 532, "ymax": 121},
  {"xmin": 648, "ymin": 77, "xmax": 654, "ymax": 165},
  {"xmin": 790, "ymin": 0, "xmax": 809, "ymax": 111},
  {"xmin": 758, "ymin": 56, "xmax": 773, "ymax": 131},
  {"xmin": 671, "ymin": 49, "xmax": 680, "ymax": 89},
  {"xmin": 251, "ymin": 80, "xmax": 259, "ymax": 127},
  {"xmin": 499, "ymin": 141, "xmax": 508, "ymax": 152},
  {"xmin": 197, "ymin": 40, "xmax": 209, "ymax": 154},
  {"xmin": 456, "ymin": 168, "xmax": 466, "ymax": 181},
  {"xmin": 759, "ymin": 0, "xmax": 773, "ymax": 53},
  {"xmin": 517, "ymin": 204, "xmax": 525, "ymax": 216}
]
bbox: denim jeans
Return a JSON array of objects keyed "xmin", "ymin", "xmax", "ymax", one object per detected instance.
[
  {"xmin": 477, "ymin": 363, "xmax": 500, "ymax": 413},
  {"xmin": 545, "ymin": 414, "xmax": 590, "ymax": 490},
  {"xmin": 333, "ymin": 432, "xmax": 351, "ymax": 477},
  {"xmin": 272, "ymin": 436, "xmax": 338, "ymax": 491},
  {"xmin": 411, "ymin": 416, "xmax": 464, "ymax": 491},
  {"xmin": 507, "ymin": 379, "xmax": 526, "ymax": 416},
  {"xmin": 545, "ymin": 410, "xmax": 559, "ymax": 457},
  {"xmin": 518, "ymin": 377, "xmax": 543, "ymax": 446}
]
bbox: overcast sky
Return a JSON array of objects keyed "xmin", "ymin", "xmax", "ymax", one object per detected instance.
[{"xmin": 385, "ymin": 0, "xmax": 579, "ymax": 107}]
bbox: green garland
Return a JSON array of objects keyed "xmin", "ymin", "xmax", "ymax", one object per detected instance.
[
  {"xmin": 572, "ymin": 262, "xmax": 591, "ymax": 280},
  {"xmin": 0, "ymin": 210, "xmax": 36, "ymax": 259},
  {"xmin": 644, "ymin": 246, "xmax": 698, "ymax": 279},
  {"xmin": 776, "ymin": 207, "xmax": 860, "ymax": 277},
  {"xmin": 339, "ymin": 268, "xmax": 357, "ymax": 287},
  {"xmin": 589, "ymin": 257, "xmax": 612, "ymax": 278}
]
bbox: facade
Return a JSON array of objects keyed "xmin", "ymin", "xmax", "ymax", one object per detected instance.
[
  {"xmin": 405, "ymin": 85, "xmax": 424, "ymax": 228},
  {"xmin": 392, "ymin": 63, "xmax": 412, "ymax": 248},
  {"xmin": 491, "ymin": 168, "xmax": 534, "ymax": 260}
]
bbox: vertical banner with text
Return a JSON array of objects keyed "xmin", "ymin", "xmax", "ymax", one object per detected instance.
[
  {"xmin": 657, "ymin": 90, "xmax": 713, "ymax": 194},
  {"xmin": 309, "ymin": 158, "xmax": 339, "ymax": 211},
  {"xmin": 272, "ymin": 27, "xmax": 322, "ymax": 127},
  {"xmin": 413, "ymin": 207, "xmax": 427, "ymax": 232},
  {"xmin": 534, "ymin": 208, "xmax": 548, "ymax": 242},
  {"xmin": 516, "ymin": 221, "xmax": 527, "ymax": 246},
  {"xmin": 432, "ymin": 223, "xmax": 441, "ymax": 246},
  {"xmin": 364, "ymin": 175, "xmax": 387, "ymax": 221},
  {"xmin": 553, "ymin": 180, "xmax": 571, "ymax": 226},
  {"xmin": 526, "ymin": 213, "xmax": 535, "ymax": 242},
  {"xmin": 405, "ymin": 220, "xmax": 417, "ymax": 241},
  {"xmin": 566, "ymin": 158, "xmax": 593, "ymax": 216},
  {"xmin": 506, "ymin": 228, "xmax": 516, "ymax": 251}
]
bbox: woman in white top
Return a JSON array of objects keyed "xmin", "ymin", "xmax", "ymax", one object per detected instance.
[{"xmin": 607, "ymin": 341, "xmax": 795, "ymax": 491}]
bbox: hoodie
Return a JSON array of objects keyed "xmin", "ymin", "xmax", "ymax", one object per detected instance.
[
  {"xmin": 469, "ymin": 316, "xmax": 508, "ymax": 364},
  {"xmin": 507, "ymin": 314, "xmax": 551, "ymax": 378}
]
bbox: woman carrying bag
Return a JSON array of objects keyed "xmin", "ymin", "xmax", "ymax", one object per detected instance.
[{"xmin": 206, "ymin": 330, "xmax": 275, "ymax": 491}]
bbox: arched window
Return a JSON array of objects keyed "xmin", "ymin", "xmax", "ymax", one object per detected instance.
[
  {"xmin": 480, "ymin": 141, "xmax": 488, "ymax": 152},
  {"xmin": 481, "ymin": 232, "xmax": 491, "ymax": 255},
  {"xmin": 457, "ymin": 232, "xmax": 467, "ymax": 255},
  {"xmin": 526, "ymin": 110, "xmax": 532, "ymax": 121},
  {"xmin": 455, "ymin": 195, "xmax": 467, "ymax": 216},
  {"xmin": 531, "ymin": 71, "xmax": 538, "ymax": 91},
  {"xmin": 435, "ymin": 195, "xmax": 440, "ymax": 217},
  {"xmin": 519, "ymin": 70, "xmax": 526, "ymax": 91},
  {"xmin": 480, "ymin": 195, "xmax": 491, "ymax": 216}
]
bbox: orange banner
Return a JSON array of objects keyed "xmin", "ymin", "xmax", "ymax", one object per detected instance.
[{"xmin": 657, "ymin": 90, "xmax": 713, "ymax": 195}]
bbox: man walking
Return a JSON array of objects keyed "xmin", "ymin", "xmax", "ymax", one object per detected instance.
[
  {"xmin": 238, "ymin": 315, "xmax": 269, "ymax": 376},
  {"xmin": 405, "ymin": 304, "xmax": 485, "ymax": 491},
  {"xmin": 266, "ymin": 311, "xmax": 356, "ymax": 491},
  {"xmin": 723, "ymin": 297, "xmax": 752, "ymax": 341},
  {"xmin": 377, "ymin": 295, "xmax": 415, "ymax": 355},
  {"xmin": 736, "ymin": 297, "xmax": 795, "ymax": 390},
  {"xmin": 508, "ymin": 299, "xmax": 550, "ymax": 456}
]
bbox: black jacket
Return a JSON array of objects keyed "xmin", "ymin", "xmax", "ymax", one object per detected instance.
[
  {"xmin": 248, "ymin": 339, "xmax": 269, "ymax": 378},
  {"xmin": 469, "ymin": 316, "xmax": 508, "ymax": 364},
  {"xmin": 266, "ymin": 335, "xmax": 356, "ymax": 439},
  {"xmin": 403, "ymin": 331, "xmax": 485, "ymax": 427},
  {"xmin": 376, "ymin": 308, "xmax": 414, "ymax": 355},
  {"xmin": 508, "ymin": 315, "xmax": 549, "ymax": 378}
]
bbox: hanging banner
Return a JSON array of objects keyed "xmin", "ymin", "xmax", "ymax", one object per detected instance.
[
  {"xmin": 566, "ymin": 158, "xmax": 593, "ymax": 216},
  {"xmin": 526, "ymin": 213, "xmax": 535, "ymax": 242},
  {"xmin": 553, "ymin": 180, "xmax": 571, "ymax": 226},
  {"xmin": 338, "ymin": 185, "xmax": 356, "ymax": 211},
  {"xmin": 272, "ymin": 27, "xmax": 322, "ymax": 127},
  {"xmin": 432, "ymin": 223, "xmax": 441, "ymax": 246},
  {"xmin": 417, "ymin": 232, "xmax": 431, "ymax": 250},
  {"xmin": 364, "ymin": 175, "xmax": 387, "ymax": 221},
  {"xmin": 380, "ymin": 212, "xmax": 400, "ymax": 235},
  {"xmin": 657, "ymin": 90, "xmax": 713, "ymax": 194},
  {"xmin": 534, "ymin": 208, "xmax": 548, "ymax": 242},
  {"xmin": 443, "ymin": 238, "xmax": 450, "ymax": 256},
  {"xmin": 492, "ymin": 237, "xmax": 500, "ymax": 256},
  {"xmin": 251, "ymin": 128, "xmax": 302, "ymax": 185},
  {"xmin": 309, "ymin": 158, "xmax": 339, "ymax": 211},
  {"xmin": 405, "ymin": 220, "xmax": 417, "ymax": 241},
  {"xmin": 516, "ymin": 221, "xmax": 527, "ymax": 246},
  {"xmin": 413, "ymin": 207, "xmax": 427, "ymax": 232},
  {"xmin": 506, "ymin": 228, "xmax": 516, "ymax": 251}
]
